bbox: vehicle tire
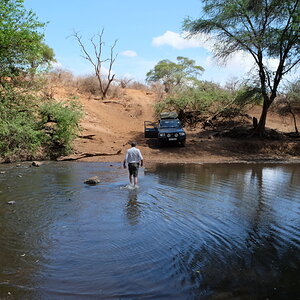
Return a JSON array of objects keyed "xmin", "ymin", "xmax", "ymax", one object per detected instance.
[
  {"xmin": 157, "ymin": 139, "xmax": 163, "ymax": 148},
  {"xmin": 179, "ymin": 140, "xmax": 186, "ymax": 147}
]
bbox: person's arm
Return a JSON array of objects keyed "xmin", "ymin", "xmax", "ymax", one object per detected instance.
[
  {"xmin": 138, "ymin": 149, "xmax": 144, "ymax": 167},
  {"xmin": 123, "ymin": 151, "xmax": 128, "ymax": 168}
]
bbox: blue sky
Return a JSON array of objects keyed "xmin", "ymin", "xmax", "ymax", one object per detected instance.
[{"xmin": 24, "ymin": 0, "xmax": 299, "ymax": 85}]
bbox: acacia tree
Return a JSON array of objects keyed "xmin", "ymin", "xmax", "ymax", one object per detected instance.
[
  {"xmin": 73, "ymin": 29, "xmax": 117, "ymax": 100},
  {"xmin": 0, "ymin": 0, "xmax": 55, "ymax": 82},
  {"xmin": 146, "ymin": 56, "xmax": 204, "ymax": 93},
  {"xmin": 284, "ymin": 79, "xmax": 300, "ymax": 134},
  {"xmin": 184, "ymin": 0, "xmax": 300, "ymax": 136}
]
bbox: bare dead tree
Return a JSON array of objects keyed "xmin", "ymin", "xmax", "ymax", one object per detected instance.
[{"xmin": 73, "ymin": 29, "xmax": 118, "ymax": 100}]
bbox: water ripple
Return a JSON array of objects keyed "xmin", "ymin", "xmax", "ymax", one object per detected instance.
[{"xmin": 0, "ymin": 162, "xmax": 299, "ymax": 299}]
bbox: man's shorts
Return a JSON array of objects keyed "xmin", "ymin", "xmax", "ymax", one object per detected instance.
[{"xmin": 128, "ymin": 163, "xmax": 140, "ymax": 177}]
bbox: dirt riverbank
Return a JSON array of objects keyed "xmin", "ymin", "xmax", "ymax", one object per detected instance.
[{"xmin": 56, "ymin": 88, "xmax": 300, "ymax": 165}]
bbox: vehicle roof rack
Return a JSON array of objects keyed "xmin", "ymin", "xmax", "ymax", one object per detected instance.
[{"xmin": 160, "ymin": 112, "xmax": 178, "ymax": 119}]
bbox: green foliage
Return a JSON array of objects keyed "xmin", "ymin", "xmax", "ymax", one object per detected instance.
[
  {"xmin": 184, "ymin": 0, "xmax": 299, "ymax": 66},
  {"xmin": 234, "ymin": 85, "xmax": 263, "ymax": 107},
  {"xmin": 184, "ymin": 0, "xmax": 300, "ymax": 134},
  {"xmin": 146, "ymin": 56, "xmax": 204, "ymax": 93},
  {"xmin": 155, "ymin": 80, "xmax": 264, "ymax": 125},
  {"xmin": 0, "ymin": 86, "xmax": 83, "ymax": 161},
  {"xmin": 0, "ymin": 0, "xmax": 55, "ymax": 79},
  {"xmin": 155, "ymin": 81, "xmax": 231, "ymax": 120},
  {"xmin": 0, "ymin": 113, "xmax": 42, "ymax": 160},
  {"xmin": 0, "ymin": 88, "xmax": 42, "ymax": 161},
  {"xmin": 39, "ymin": 101, "xmax": 83, "ymax": 156},
  {"xmin": 0, "ymin": 1, "xmax": 80, "ymax": 161}
]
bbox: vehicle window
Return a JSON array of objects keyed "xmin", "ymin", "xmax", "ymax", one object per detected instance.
[{"xmin": 160, "ymin": 120, "xmax": 181, "ymax": 128}]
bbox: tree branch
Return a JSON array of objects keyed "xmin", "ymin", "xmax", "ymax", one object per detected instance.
[{"xmin": 73, "ymin": 28, "xmax": 118, "ymax": 99}]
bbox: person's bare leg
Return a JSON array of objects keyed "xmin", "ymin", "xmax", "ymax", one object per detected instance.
[
  {"xmin": 134, "ymin": 176, "xmax": 138, "ymax": 186},
  {"xmin": 129, "ymin": 174, "xmax": 133, "ymax": 185}
]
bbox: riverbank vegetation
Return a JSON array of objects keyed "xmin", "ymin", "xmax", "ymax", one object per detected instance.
[
  {"xmin": 0, "ymin": 0, "xmax": 83, "ymax": 162},
  {"xmin": 153, "ymin": 80, "xmax": 262, "ymax": 126},
  {"xmin": 150, "ymin": 59, "xmax": 299, "ymax": 138},
  {"xmin": 184, "ymin": 0, "xmax": 300, "ymax": 136}
]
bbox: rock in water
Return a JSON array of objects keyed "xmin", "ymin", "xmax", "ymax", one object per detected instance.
[
  {"xmin": 84, "ymin": 176, "xmax": 100, "ymax": 185},
  {"xmin": 32, "ymin": 161, "xmax": 42, "ymax": 167}
]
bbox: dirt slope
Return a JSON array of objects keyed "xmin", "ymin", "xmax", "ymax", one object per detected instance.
[
  {"xmin": 71, "ymin": 89, "xmax": 154, "ymax": 157},
  {"xmin": 61, "ymin": 88, "xmax": 300, "ymax": 164}
]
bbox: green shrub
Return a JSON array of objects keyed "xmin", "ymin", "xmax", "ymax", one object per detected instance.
[
  {"xmin": 154, "ymin": 82, "xmax": 232, "ymax": 120},
  {"xmin": 154, "ymin": 81, "xmax": 263, "ymax": 126},
  {"xmin": 39, "ymin": 100, "xmax": 83, "ymax": 157},
  {"xmin": 0, "ymin": 85, "xmax": 84, "ymax": 161},
  {"xmin": 0, "ymin": 110, "xmax": 42, "ymax": 161},
  {"xmin": 0, "ymin": 89, "xmax": 42, "ymax": 161}
]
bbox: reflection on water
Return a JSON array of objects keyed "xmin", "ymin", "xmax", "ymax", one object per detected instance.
[
  {"xmin": 126, "ymin": 190, "xmax": 141, "ymax": 226},
  {"xmin": 0, "ymin": 162, "xmax": 299, "ymax": 299}
]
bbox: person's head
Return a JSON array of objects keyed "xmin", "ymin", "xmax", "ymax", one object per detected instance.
[{"xmin": 131, "ymin": 141, "xmax": 137, "ymax": 147}]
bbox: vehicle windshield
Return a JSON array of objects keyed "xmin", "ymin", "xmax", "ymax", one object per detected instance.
[{"xmin": 159, "ymin": 119, "xmax": 181, "ymax": 128}]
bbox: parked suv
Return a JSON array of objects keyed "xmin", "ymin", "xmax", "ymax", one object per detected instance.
[{"xmin": 144, "ymin": 113, "xmax": 186, "ymax": 147}]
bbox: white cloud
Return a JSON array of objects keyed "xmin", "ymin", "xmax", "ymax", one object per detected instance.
[
  {"xmin": 207, "ymin": 52, "xmax": 283, "ymax": 78},
  {"xmin": 152, "ymin": 31, "xmax": 285, "ymax": 80},
  {"xmin": 121, "ymin": 50, "xmax": 138, "ymax": 57},
  {"xmin": 205, "ymin": 51, "xmax": 255, "ymax": 72},
  {"xmin": 201, "ymin": 51, "xmax": 256, "ymax": 85},
  {"xmin": 152, "ymin": 30, "xmax": 213, "ymax": 51}
]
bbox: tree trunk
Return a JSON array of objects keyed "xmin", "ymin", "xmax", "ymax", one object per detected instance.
[
  {"xmin": 102, "ymin": 74, "xmax": 115, "ymax": 100},
  {"xmin": 255, "ymin": 97, "xmax": 270, "ymax": 137},
  {"xmin": 288, "ymin": 104, "xmax": 299, "ymax": 134}
]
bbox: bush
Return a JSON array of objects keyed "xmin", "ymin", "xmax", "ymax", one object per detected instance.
[
  {"xmin": 39, "ymin": 100, "xmax": 83, "ymax": 157},
  {"xmin": 154, "ymin": 82, "xmax": 232, "ymax": 122},
  {"xmin": 77, "ymin": 75, "xmax": 99, "ymax": 95},
  {"xmin": 118, "ymin": 77, "xmax": 133, "ymax": 89},
  {"xmin": 0, "ymin": 89, "xmax": 42, "ymax": 161},
  {"xmin": 286, "ymin": 79, "xmax": 300, "ymax": 112},
  {"xmin": 0, "ymin": 112, "xmax": 42, "ymax": 161},
  {"xmin": 272, "ymin": 80, "xmax": 300, "ymax": 134},
  {"xmin": 40, "ymin": 68, "xmax": 77, "ymax": 99},
  {"xmin": 150, "ymin": 82, "xmax": 165, "ymax": 101},
  {"xmin": 154, "ymin": 81, "xmax": 262, "ymax": 126},
  {"xmin": 76, "ymin": 75, "xmax": 123, "ymax": 98},
  {"xmin": 0, "ymin": 84, "xmax": 84, "ymax": 161},
  {"xmin": 107, "ymin": 84, "xmax": 123, "ymax": 98},
  {"xmin": 128, "ymin": 81, "xmax": 149, "ymax": 91}
]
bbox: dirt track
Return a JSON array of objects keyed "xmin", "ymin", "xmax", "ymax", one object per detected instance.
[{"xmin": 60, "ymin": 88, "xmax": 300, "ymax": 164}]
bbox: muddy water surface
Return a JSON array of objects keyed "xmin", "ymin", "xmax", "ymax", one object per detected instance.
[{"xmin": 0, "ymin": 162, "xmax": 299, "ymax": 299}]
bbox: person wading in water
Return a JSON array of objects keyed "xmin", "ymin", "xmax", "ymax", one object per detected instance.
[{"xmin": 123, "ymin": 142, "xmax": 144, "ymax": 186}]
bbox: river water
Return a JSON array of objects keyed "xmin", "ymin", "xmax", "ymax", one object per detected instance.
[{"xmin": 0, "ymin": 162, "xmax": 299, "ymax": 299}]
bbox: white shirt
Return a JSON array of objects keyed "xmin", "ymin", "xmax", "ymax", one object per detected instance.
[{"xmin": 125, "ymin": 147, "xmax": 143, "ymax": 163}]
